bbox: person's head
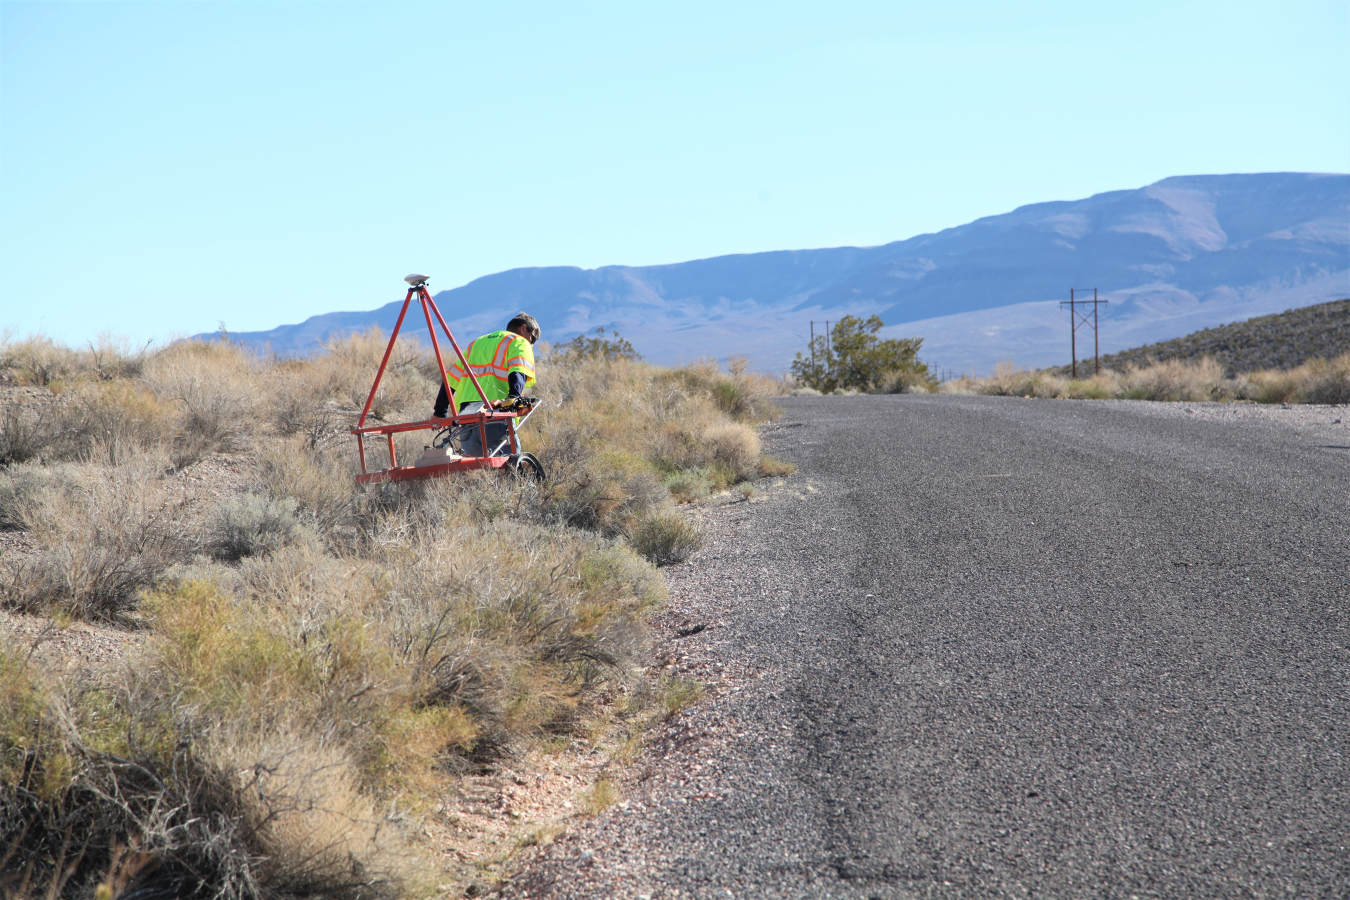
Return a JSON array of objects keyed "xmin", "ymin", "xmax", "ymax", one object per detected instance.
[{"xmin": 508, "ymin": 313, "xmax": 540, "ymax": 344}]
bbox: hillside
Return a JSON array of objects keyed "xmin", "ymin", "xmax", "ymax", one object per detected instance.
[
  {"xmin": 1052, "ymin": 298, "xmax": 1350, "ymax": 375},
  {"xmin": 212, "ymin": 173, "xmax": 1349, "ymax": 373}
]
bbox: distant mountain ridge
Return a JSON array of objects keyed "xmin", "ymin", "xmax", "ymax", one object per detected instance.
[{"xmin": 215, "ymin": 173, "xmax": 1349, "ymax": 374}]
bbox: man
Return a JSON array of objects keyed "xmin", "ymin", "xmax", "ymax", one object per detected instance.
[{"xmin": 433, "ymin": 313, "xmax": 539, "ymax": 457}]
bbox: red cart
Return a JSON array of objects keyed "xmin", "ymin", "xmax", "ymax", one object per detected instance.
[{"xmin": 351, "ymin": 275, "xmax": 544, "ymax": 485}]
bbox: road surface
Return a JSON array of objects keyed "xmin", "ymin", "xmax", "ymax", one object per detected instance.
[{"xmin": 508, "ymin": 396, "xmax": 1349, "ymax": 899}]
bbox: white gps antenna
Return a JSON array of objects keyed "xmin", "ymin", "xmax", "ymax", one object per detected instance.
[{"xmin": 404, "ymin": 273, "xmax": 430, "ymax": 286}]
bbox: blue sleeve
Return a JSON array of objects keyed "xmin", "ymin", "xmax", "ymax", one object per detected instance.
[{"xmin": 508, "ymin": 371, "xmax": 528, "ymax": 398}]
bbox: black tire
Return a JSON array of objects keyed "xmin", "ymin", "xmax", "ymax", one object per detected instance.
[{"xmin": 502, "ymin": 452, "xmax": 546, "ymax": 482}]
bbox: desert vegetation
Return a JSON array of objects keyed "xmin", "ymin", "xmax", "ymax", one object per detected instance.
[
  {"xmin": 789, "ymin": 315, "xmax": 933, "ymax": 394},
  {"xmin": 1057, "ymin": 298, "xmax": 1349, "ymax": 375},
  {"xmin": 782, "ymin": 301, "xmax": 1347, "ymax": 404},
  {"xmin": 0, "ymin": 328, "xmax": 783, "ymax": 898},
  {"xmin": 943, "ymin": 353, "xmax": 1350, "ymax": 404}
]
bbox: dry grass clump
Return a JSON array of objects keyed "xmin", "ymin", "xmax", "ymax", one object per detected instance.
[
  {"xmin": 321, "ymin": 328, "xmax": 437, "ymax": 421},
  {"xmin": 1243, "ymin": 353, "xmax": 1350, "ymax": 404},
  {"xmin": 0, "ymin": 336, "xmax": 265, "ymax": 470},
  {"xmin": 701, "ymin": 420, "xmax": 762, "ymax": 481},
  {"xmin": 0, "ymin": 462, "xmax": 88, "ymax": 531},
  {"xmin": 0, "ymin": 332, "xmax": 148, "ymax": 387},
  {"xmin": 756, "ymin": 454, "xmax": 797, "ymax": 478},
  {"xmin": 873, "ymin": 369, "xmax": 937, "ymax": 394},
  {"xmin": 530, "ymin": 351, "xmax": 776, "ymax": 530},
  {"xmin": 0, "ymin": 398, "xmax": 60, "ymax": 466},
  {"xmin": 0, "ymin": 381, "xmax": 176, "ymax": 468},
  {"xmin": 3, "ymin": 488, "xmax": 665, "ymax": 897},
  {"xmin": 1, "ymin": 451, "xmax": 197, "ymax": 621},
  {"xmin": 1299, "ymin": 354, "xmax": 1350, "ymax": 404},
  {"xmin": 662, "ymin": 468, "xmax": 713, "ymax": 504},
  {"xmin": 1117, "ymin": 356, "xmax": 1234, "ymax": 401},
  {"xmin": 252, "ymin": 436, "xmax": 360, "ymax": 541},
  {"xmin": 947, "ymin": 353, "xmax": 1350, "ymax": 405},
  {"xmin": 629, "ymin": 510, "xmax": 705, "ymax": 566},
  {"xmin": 141, "ymin": 340, "xmax": 258, "ymax": 468},
  {"xmin": 205, "ymin": 492, "xmax": 310, "ymax": 560},
  {"xmin": 961, "ymin": 362, "xmax": 1071, "ymax": 399},
  {"xmin": 662, "ymin": 356, "xmax": 782, "ymax": 422}
]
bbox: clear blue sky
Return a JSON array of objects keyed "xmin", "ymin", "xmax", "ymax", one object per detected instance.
[{"xmin": 2, "ymin": 0, "xmax": 1347, "ymax": 347}]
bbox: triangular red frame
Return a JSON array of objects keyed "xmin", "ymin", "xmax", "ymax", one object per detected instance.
[{"xmin": 348, "ymin": 281, "xmax": 527, "ymax": 484}]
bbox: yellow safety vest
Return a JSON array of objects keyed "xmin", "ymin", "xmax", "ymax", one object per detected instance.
[{"xmin": 447, "ymin": 330, "xmax": 536, "ymax": 405}]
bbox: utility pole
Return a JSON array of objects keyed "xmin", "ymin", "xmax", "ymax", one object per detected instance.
[
  {"xmin": 1060, "ymin": 288, "xmax": 1108, "ymax": 378},
  {"xmin": 810, "ymin": 321, "xmax": 816, "ymax": 370}
]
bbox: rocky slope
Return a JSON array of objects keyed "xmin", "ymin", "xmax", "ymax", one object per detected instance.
[{"xmin": 1051, "ymin": 298, "xmax": 1349, "ymax": 375}]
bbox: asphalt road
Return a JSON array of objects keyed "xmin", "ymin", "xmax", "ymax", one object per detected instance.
[{"xmin": 511, "ymin": 396, "xmax": 1349, "ymax": 899}]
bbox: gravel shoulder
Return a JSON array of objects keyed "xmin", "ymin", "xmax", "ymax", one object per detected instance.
[{"xmin": 504, "ymin": 396, "xmax": 1350, "ymax": 899}]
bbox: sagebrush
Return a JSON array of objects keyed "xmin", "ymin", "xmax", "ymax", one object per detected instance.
[{"xmin": 0, "ymin": 328, "xmax": 784, "ymax": 898}]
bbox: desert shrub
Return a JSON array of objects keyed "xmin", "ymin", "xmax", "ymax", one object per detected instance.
[
  {"xmin": 538, "ymin": 453, "xmax": 667, "ymax": 535},
  {"xmin": 845, "ymin": 351, "xmax": 1350, "ymax": 406},
  {"xmin": 1241, "ymin": 369, "xmax": 1301, "ymax": 404},
  {"xmin": 84, "ymin": 332, "xmax": 149, "ymax": 381},
  {"xmin": 351, "ymin": 515, "xmax": 663, "ymax": 758},
  {"xmin": 262, "ymin": 357, "xmax": 344, "ymax": 443},
  {"xmin": 321, "ymin": 328, "xmax": 434, "ymax": 417},
  {"xmin": 206, "ymin": 492, "xmax": 307, "ymax": 560},
  {"xmin": 0, "ymin": 595, "xmax": 427, "ymax": 900},
  {"xmin": 0, "ymin": 335, "xmax": 81, "ymax": 386},
  {"xmin": 1061, "ymin": 376, "xmax": 1116, "ymax": 400},
  {"xmin": 702, "ymin": 420, "xmax": 761, "ymax": 481},
  {"xmin": 271, "ymin": 389, "xmax": 337, "ymax": 445},
  {"xmin": 647, "ymin": 418, "xmax": 707, "ymax": 473},
  {"xmin": 1, "ymin": 329, "xmax": 780, "ymax": 892},
  {"xmin": 0, "ymin": 456, "xmax": 196, "ymax": 620},
  {"xmin": 629, "ymin": 510, "xmax": 704, "ymax": 566},
  {"xmin": 45, "ymin": 379, "xmax": 175, "ymax": 464},
  {"xmin": 976, "ymin": 362, "xmax": 1065, "ymax": 398},
  {"xmin": 365, "ymin": 363, "xmax": 435, "ymax": 422},
  {"xmin": 176, "ymin": 478, "xmax": 665, "ymax": 764},
  {"xmin": 253, "ymin": 436, "xmax": 359, "ymax": 540},
  {"xmin": 1120, "ymin": 356, "xmax": 1232, "ymax": 401},
  {"xmin": 0, "ymin": 398, "xmax": 60, "ymax": 466},
  {"xmin": 664, "ymin": 468, "xmax": 713, "ymax": 504},
  {"xmin": 141, "ymin": 339, "xmax": 256, "ymax": 468},
  {"xmin": 1238, "ymin": 353, "xmax": 1350, "ymax": 404},
  {"xmin": 663, "ymin": 357, "xmax": 781, "ymax": 423},
  {"xmin": 757, "ymin": 454, "xmax": 797, "ymax": 478},
  {"xmin": 0, "ymin": 462, "xmax": 86, "ymax": 531},
  {"xmin": 874, "ymin": 368, "xmax": 936, "ymax": 394},
  {"xmin": 524, "ymin": 353, "xmax": 771, "ymax": 531},
  {"xmin": 1301, "ymin": 353, "xmax": 1350, "ymax": 404}
]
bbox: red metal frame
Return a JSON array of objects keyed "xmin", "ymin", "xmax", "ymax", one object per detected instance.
[{"xmin": 351, "ymin": 283, "xmax": 529, "ymax": 485}]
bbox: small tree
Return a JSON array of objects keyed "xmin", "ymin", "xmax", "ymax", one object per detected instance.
[
  {"xmin": 555, "ymin": 327, "xmax": 641, "ymax": 363},
  {"xmin": 791, "ymin": 315, "xmax": 928, "ymax": 392}
]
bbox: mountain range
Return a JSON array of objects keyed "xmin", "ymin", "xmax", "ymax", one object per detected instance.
[{"xmin": 217, "ymin": 173, "xmax": 1349, "ymax": 375}]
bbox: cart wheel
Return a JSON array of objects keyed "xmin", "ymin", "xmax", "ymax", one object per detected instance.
[{"xmin": 502, "ymin": 452, "xmax": 546, "ymax": 482}]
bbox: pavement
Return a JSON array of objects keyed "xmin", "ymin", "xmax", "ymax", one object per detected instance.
[{"xmin": 505, "ymin": 395, "xmax": 1350, "ymax": 899}]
